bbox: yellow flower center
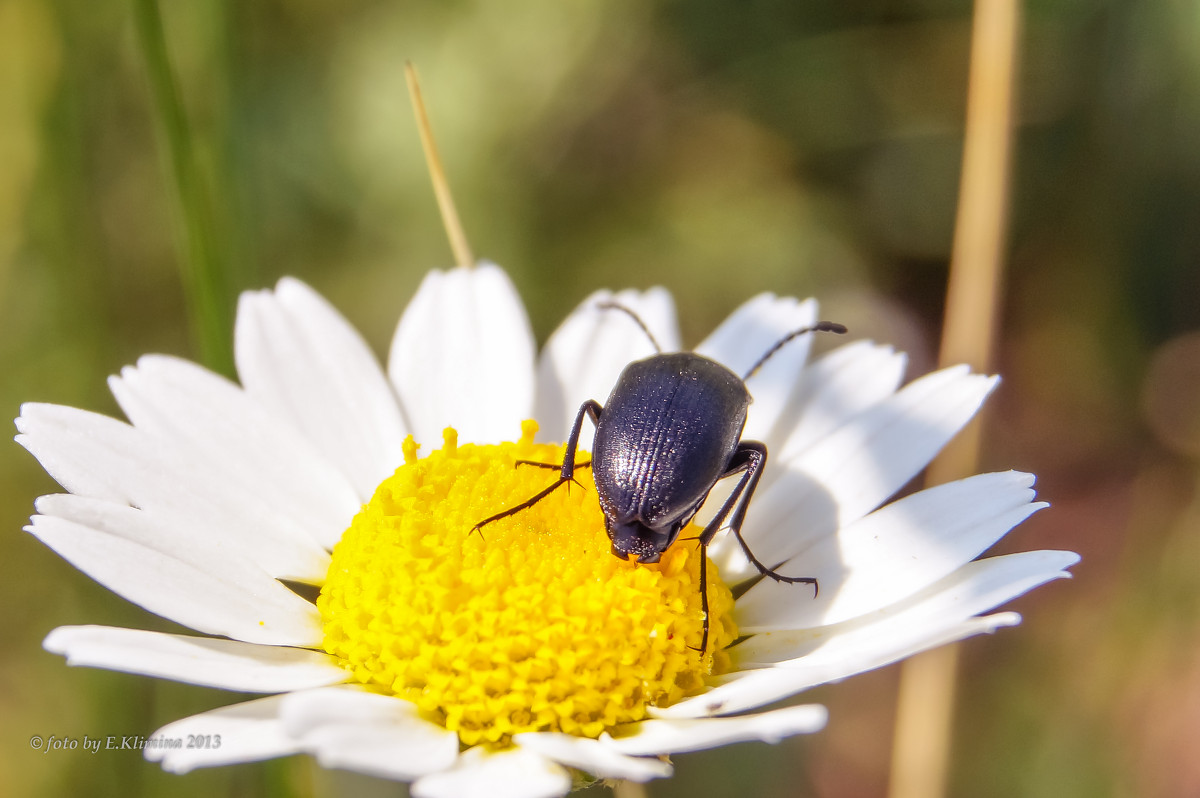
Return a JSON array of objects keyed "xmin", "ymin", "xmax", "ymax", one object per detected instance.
[{"xmin": 317, "ymin": 421, "xmax": 736, "ymax": 746}]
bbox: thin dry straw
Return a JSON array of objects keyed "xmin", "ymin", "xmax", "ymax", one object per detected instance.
[
  {"xmin": 612, "ymin": 780, "xmax": 648, "ymax": 798},
  {"xmin": 406, "ymin": 63, "xmax": 475, "ymax": 270},
  {"xmin": 887, "ymin": 1, "xmax": 1021, "ymax": 797}
]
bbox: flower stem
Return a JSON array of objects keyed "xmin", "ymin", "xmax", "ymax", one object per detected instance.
[
  {"xmin": 888, "ymin": 1, "xmax": 1021, "ymax": 797},
  {"xmin": 131, "ymin": 0, "xmax": 234, "ymax": 375}
]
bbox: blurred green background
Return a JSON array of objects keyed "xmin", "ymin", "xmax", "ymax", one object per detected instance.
[{"xmin": 3, "ymin": 0, "xmax": 1198, "ymax": 796}]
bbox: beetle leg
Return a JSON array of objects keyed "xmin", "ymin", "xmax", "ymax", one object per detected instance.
[
  {"xmin": 472, "ymin": 400, "xmax": 602, "ymax": 534},
  {"xmin": 470, "ymin": 477, "xmax": 573, "ymax": 534},
  {"xmin": 688, "ymin": 541, "xmax": 711, "ymax": 655},
  {"xmin": 513, "ymin": 459, "xmax": 593, "ymax": 496},
  {"xmin": 694, "ymin": 444, "xmax": 756, "ymax": 547},
  {"xmin": 699, "ymin": 441, "xmax": 818, "ymax": 593},
  {"xmin": 558, "ymin": 400, "xmax": 602, "ymax": 480},
  {"xmin": 514, "ymin": 459, "xmax": 593, "ymax": 470}
]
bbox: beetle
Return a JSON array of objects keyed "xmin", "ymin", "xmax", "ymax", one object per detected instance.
[{"xmin": 474, "ymin": 302, "xmax": 847, "ymax": 652}]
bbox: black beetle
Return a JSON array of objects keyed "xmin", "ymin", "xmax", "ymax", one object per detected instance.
[{"xmin": 474, "ymin": 302, "xmax": 846, "ymax": 651}]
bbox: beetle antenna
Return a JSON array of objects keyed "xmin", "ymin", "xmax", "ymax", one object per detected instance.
[
  {"xmin": 596, "ymin": 301, "xmax": 663, "ymax": 353},
  {"xmin": 742, "ymin": 321, "xmax": 847, "ymax": 381}
]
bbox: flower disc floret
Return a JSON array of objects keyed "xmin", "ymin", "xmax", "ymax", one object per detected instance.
[{"xmin": 317, "ymin": 421, "xmax": 737, "ymax": 746}]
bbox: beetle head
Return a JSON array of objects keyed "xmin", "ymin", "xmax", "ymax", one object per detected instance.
[{"xmin": 606, "ymin": 518, "xmax": 678, "ymax": 564}]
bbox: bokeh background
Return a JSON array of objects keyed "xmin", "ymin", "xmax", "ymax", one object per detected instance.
[{"xmin": 2, "ymin": 0, "xmax": 1198, "ymax": 796}]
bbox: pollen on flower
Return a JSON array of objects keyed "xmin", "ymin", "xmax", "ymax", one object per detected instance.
[{"xmin": 317, "ymin": 421, "xmax": 737, "ymax": 747}]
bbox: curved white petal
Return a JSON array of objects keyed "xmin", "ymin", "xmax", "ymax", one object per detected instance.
[
  {"xmin": 28, "ymin": 495, "xmax": 322, "ymax": 645},
  {"xmin": 513, "ymin": 732, "xmax": 672, "ymax": 782},
  {"xmin": 737, "ymin": 549, "xmax": 1078, "ymax": 657},
  {"xmin": 16, "ymin": 404, "xmax": 329, "ymax": 582},
  {"xmin": 280, "ymin": 688, "xmax": 458, "ymax": 781},
  {"xmin": 736, "ymin": 471, "xmax": 1047, "ymax": 630},
  {"xmin": 389, "ymin": 262, "xmax": 535, "ymax": 448},
  {"xmin": 534, "ymin": 288, "xmax": 679, "ymax": 443},
  {"xmin": 605, "ymin": 704, "xmax": 827, "ymax": 756},
  {"xmin": 660, "ymin": 613, "xmax": 1021, "ymax": 720},
  {"xmin": 145, "ymin": 695, "xmax": 300, "ymax": 772},
  {"xmin": 235, "ymin": 277, "xmax": 409, "ymax": 501},
  {"xmin": 44, "ymin": 626, "xmax": 345, "ymax": 692},
  {"xmin": 772, "ymin": 340, "xmax": 908, "ymax": 463},
  {"xmin": 109, "ymin": 355, "xmax": 360, "ymax": 549},
  {"xmin": 657, "ymin": 550, "xmax": 1077, "ymax": 718},
  {"xmin": 714, "ymin": 366, "xmax": 998, "ymax": 584},
  {"xmin": 694, "ymin": 294, "xmax": 819, "ymax": 444},
  {"xmin": 412, "ymin": 746, "xmax": 571, "ymax": 798},
  {"xmin": 703, "ymin": 340, "xmax": 906, "ymax": 560}
]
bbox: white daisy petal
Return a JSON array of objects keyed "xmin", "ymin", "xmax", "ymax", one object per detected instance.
[
  {"xmin": 716, "ymin": 366, "xmax": 998, "ymax": 584},
  {"xmin": 658, "ymin": 613, "xmax": 1021, "ymax": 720},
  {"xmin": 28, "ymin": 495, "xmax": 322, "ymax": 645},
  {"xmin": 534, "ymin": 288, "xmax": 679, "ymax": 442},
  {"xmin": 772, "ymin": 340, "xmax": 909, "ymax": 463},
  {"xmin": 145, "ymin": 695, "xmax": 300, "ymax": 772},
  {"xmin": 280, "ymin": 688, "xmax": 458, "ymax": 780},
  {"xmin": 736, "ymin": 550, "xmax": 1078, "ymax": 657},
  {"xmin": 735, "ymin": 471, "xmax": 1047, "ymax": 630},
  {"xmin": 412, "ymin": 746, "xmax": 572, "ymax": 798},
  {"xmin": 109, "ymin": 355, "xmax": 360, "ymax": 549},
  {"xmin": 43, "ymin": 626, "xmax": 345, "ymax": 691},
  {"xmin": 655, "ymin": 550, "xmax": 1077, "ymax": 718},
  {"xmin": 783, "ymin": 366, "xmax": 999, "ymax": 525},
  {"xmin": 16, "ymin": 403, "xmax": 330, "ymax": 582},
  {"xmin": 694, "ymin": 294, "xmax": 818, "ymax": 443},
  {"xmin": 604, "ymin": 704, "xmax": 827, "ymax": 756},
  {"xmin": 694, "ymin": 294, "xmax": 816, "ymax": 377},
  {"xmin": 389, "ymin": 262, "xmax": 535, "ymax": 447},
  {"xmin": 235, "ymin": 277, "xmax": 409, "ymax": 500},
  {"xmin": 703, "ymin": 341, "xmax": 907, "ymax": 566},
  {"xmin": 513, "ymin": 732, "xmax": 673, "ymax": 782}
]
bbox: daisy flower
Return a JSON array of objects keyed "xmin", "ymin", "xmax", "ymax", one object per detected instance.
[{"xmin": 16, "ymin": 263, "xmax": 1077, "ymax": 796}]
